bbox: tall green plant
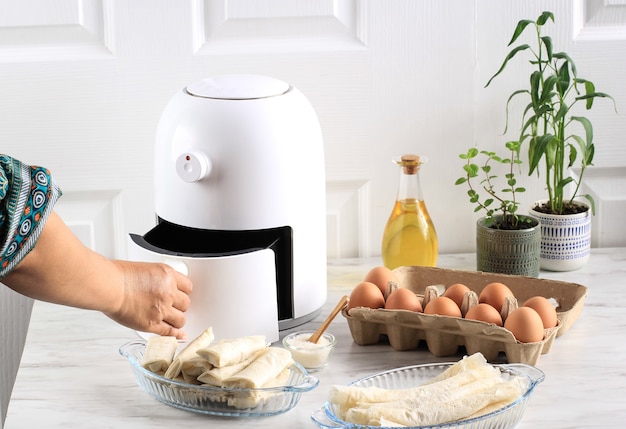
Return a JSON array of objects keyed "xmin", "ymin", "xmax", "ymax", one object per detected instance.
[{"xmin": 486, "ymin": 11, "xmax": 616, "ymax": 215}]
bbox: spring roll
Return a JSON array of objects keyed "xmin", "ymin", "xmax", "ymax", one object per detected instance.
[
  {"xmin": 164, "ymin": 327, "xmax": 214, "ymax": 379},
  {"xmin": 181, "ymin": 355, "xmax": 213, "ymax": 384},
  {"xmin": 222, "ymin": 347, "xmax": 293, "ymax": 389},
  {"xmin": 196, "ymin": 335, "xmax": 267, "ymax": 368},
  {"xmin": 141, "ymin": 336, "xmax": 178, "ymax": 374},
  {"xmin": 227, "ymin": 367, "xmax": 291, "ymax": 409},
  {"xmin": 197, "ymin": 349, "xmax": 263, "ymax": 387}
]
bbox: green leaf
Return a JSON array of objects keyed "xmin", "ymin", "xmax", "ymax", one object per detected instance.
[
  {"xmin": 576, "ymin": 90, "xmax": 615, "ymax": 111},
  {"xmin": 553, "ymin": 52, "xmax": 577, "ymax": 77},
  {"xmin": 528, "ymin": 134, "xmax": 555, "ymax": 175},
  {"xmin": 486, "ymin": 44, "xmax": 531, "ymax": 87},
  {"xmin": 554, "ymin": 102, "xmax": 569, "ymax": 123},
  {"xmin": 541, "ymin": 36, "xmax": 553, "ymax": 62},
  {"xmin": 503, "ymin": 89, "xmax": 530, "ymax": 133},
  {"xmin": 540, "ymin": 76, "xmax": 558, "ymax": 104},
  {"xmin": 584, "ymin": 194, "xmax": 596, "ymax": 215},
  {"xmin": 583, "ymin": 80, "xmax": 595, "ymax": 109},
  {"xmin": 557, "ymin": 61, "xmax": 571, "ymax": 95},
  {"xmin": 545, "ymin": 136, "xmax": 558, "ymax": 168},
  {"xmin": 520, "ymin": 111, "xmax": 538, "ymax": 137},
  {"xmin": 586, "ymin": 143, "xmax": 595, "ymax": 166},
  {"xmin": 567, "ymin": 144, "xmax": 577, "ymax": 168},
  {"xmin": 569, "ymin": 135, "xmax": 586, "ymax": 159},
  {"xmin": 571, "ymin": 116, "xmax": 594, "ymax": 147},
  {"xmin": 508, "ymin": 20, "xmax": 534, "ymax": 46},
  {"xmin": 505, "ymin": 140, "xmax": 521, "ymax": 152},
  {"xmin": 536, "ymin": 11, "xmax": 555, "ymax": 26},
  {"xmin": 558, "ymin": 177, "xmax": 574, "ymax": 188},
  {"xmin": 454, "ymin": 177, "xmax": 466, "ymax": 185},
  {"xmin": 464, "ymin": 163, "xmax": 479, "ymax": 177},
  {"xmin": 530, "ymin": 71, "xmax": 542, "ymax": 105}
]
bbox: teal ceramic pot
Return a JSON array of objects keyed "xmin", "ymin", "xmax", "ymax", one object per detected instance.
[{"xmin": 476, "ymin": 215, "xmax": 541, "ymax": 277}]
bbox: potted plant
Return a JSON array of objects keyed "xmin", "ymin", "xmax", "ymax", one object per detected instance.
[
  {"xmin": 456, "ymin": 142, "xmax": 541, "ymax": 277},
  {"xmin": 485, "ymin": 11, "xmax": 616, "ymax": 271}
]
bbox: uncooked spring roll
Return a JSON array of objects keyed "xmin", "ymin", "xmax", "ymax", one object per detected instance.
[
  {"xmin": 164, "ymin": 327, "xmax": 215, "ymax": 379},
  {"xmin": 196, "ymin": 335, "xmax": 267, "ymax": 368},
  {"xmin": 141, "ymin": 336, "xmax": 178, "ymax": 374},
  {"xmin": 222, "ymin": 347, "xmax": 294, "ymax": 389},
  {"xmin": 197, "ymin": 349, "xmax": 263, "ymax": 387}
]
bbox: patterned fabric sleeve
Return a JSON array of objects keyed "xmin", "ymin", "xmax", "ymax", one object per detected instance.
[{"xmin": 0, "ymin": 154, "xmax": 62, "ymax": 278}]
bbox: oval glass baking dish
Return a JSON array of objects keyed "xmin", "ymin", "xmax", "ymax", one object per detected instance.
[
  {"xmin": 120, "ymin": 340, "xmax": 319, "ymax": 417},
  {"xmin": 311, "ymin": 361, "xmax": 544, "ymax": 429}
]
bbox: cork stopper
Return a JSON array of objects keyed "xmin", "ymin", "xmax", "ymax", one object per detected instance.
[{"xmin": 396, "ymin": 154, "xmax": 422, "ymax": 174}]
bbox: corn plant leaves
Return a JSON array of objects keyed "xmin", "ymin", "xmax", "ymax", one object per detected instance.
[
  {"xmin": 481, "ymin": 10, "xmax": 614, "ymax": 215},
  {"xmin": 485, "ymin": 44, "xmax": 530, "ymax": 87}
]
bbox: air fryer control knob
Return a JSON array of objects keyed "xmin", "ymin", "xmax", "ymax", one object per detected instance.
[{"xmin": 175, "ymin": 151, "xmax": 212, "ymax": 183}]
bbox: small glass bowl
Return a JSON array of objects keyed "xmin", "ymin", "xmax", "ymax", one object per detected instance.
[{"xmin": 282, "ymin": 331, "xmax": 336, "ymax": 372}]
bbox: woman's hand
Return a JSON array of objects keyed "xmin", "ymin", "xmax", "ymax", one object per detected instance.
[
  {"xmin": 2, "ymin": 212, "xmax": 193, "ymax": 340},
  {"xmin": 106, "ymin": 260, "xmax": 193, "ymax": 339}
]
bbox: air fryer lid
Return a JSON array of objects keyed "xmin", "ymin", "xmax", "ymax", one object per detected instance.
[{"xmin": 186, "ymin": 74, "xmax": 290, "ymax": 100}]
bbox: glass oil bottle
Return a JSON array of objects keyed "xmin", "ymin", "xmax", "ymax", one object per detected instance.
[{"xmin": 382, "ymin": 154, "xmax": 438, "ymax": 269}]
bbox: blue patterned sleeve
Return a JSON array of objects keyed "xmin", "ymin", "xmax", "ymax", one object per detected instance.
[{"xmin": 0, "ymin": 154, "xmax": 62, "ymax": 278}]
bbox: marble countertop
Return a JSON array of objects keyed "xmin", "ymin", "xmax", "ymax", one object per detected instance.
[{"xmin": 6, "ymin": 248, "xmax": 626, "ymax": 428}]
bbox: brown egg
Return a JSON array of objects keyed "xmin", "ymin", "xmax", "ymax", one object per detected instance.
[
  {"xmin": 523, "ymin": 296, "xmax": 558, "ymax": 329},
  {"xmin": 364, "ymin": 266, "xmax": 399, "ymax": 296},
  {"xmin": 504, "ymin": 307, "xmax": 544, "ymax": 343},
  {"xmin": 465, "ymin": 303, "xmax": 503, "ymax": 326},
  {"xmin": 423, "ymin": 296, "xmax": 462, "ymax": 318},
  {"xmin": 348, "ymin": 281, "xmax": 385, "ymax": 312},
  {"xmin": 385, "ymin": 287, "xmax": 423, "ymax": 312},
  {"xmin": 478, "ymin": 282, "xmax": 515, "ymax": 313},
  {"xmin": 443, "ymin": 283, "xmax": 471, "ymax": 309}
]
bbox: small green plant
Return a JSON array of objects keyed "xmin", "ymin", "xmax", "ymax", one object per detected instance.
[
  {"xmin": 455, "ymin": 141, "xmax": 534, "ymax": 230},
  {"xmin": 485, "ymin": 11, "xmax": 616, "ymax": 215}
]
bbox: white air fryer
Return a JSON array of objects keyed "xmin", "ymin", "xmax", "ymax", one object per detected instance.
[{"xmin": 128, "ymin": 74, "xmax": 327, "ymax": 343}]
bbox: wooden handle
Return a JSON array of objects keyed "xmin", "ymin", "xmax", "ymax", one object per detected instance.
[{"xmin": 308, "ymin": 295, "xmax": 349, "ymax": 343}]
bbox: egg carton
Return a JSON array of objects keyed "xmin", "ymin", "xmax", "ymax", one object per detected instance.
[{"xmin": 342, "ymin": 266, "xmax": 588, "ymax": 365}]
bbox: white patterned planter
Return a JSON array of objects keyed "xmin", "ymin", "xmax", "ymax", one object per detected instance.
[{"xmin": 530, "ymin": 201, "xmax": 591, "ymax": 272}]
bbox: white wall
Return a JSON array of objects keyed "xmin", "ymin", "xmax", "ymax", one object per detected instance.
[{"xmin": 1, "ymin": 1, "xmax": 625, "ymax": 424}]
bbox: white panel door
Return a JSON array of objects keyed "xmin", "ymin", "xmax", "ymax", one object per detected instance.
[{"xmin": 3, "ymin": 0, "xmax": 625, "ymax": 261}]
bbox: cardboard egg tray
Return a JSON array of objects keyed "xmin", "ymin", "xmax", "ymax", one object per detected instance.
[{"xmin": 342, "ymin": 266, "xmax": 588, "ymax": 365}]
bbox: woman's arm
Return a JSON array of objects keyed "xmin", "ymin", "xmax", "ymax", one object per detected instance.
[{"xmin": 2, "ymin": 211, "xmax": 193, "ymax": 339}]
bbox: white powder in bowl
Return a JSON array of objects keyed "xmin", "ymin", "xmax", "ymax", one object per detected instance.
[{"xmin": 284, "ymin": 333, "xmax": 334, "ymax": 370}]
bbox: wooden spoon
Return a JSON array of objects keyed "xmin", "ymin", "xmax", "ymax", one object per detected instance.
[{"xmin": 308, "ymin": 295, "xmax": 349, "ymax": 343}]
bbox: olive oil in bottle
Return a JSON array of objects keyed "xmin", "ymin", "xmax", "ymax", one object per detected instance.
[{"xmin": 382, "ymin": 155, "xmax": 438, "ymax": 270}]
